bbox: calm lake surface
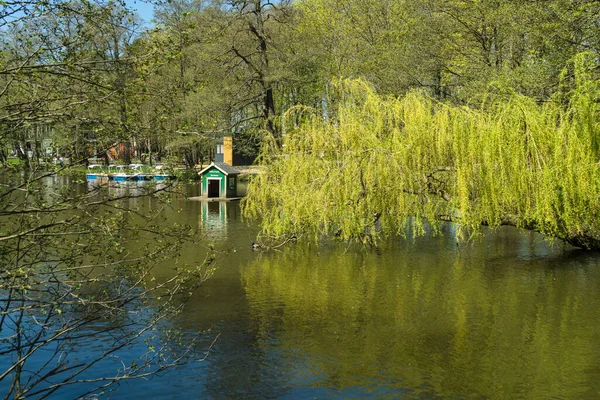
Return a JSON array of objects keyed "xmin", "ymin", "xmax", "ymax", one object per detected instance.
[{"xmin": 4, "ymin": 178, "xmax": 600, "ymax": 399}]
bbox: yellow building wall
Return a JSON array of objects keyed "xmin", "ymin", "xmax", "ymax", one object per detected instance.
[{"xmin": 223, "ymin": 136, "xmax": 233, "ymax": 165}]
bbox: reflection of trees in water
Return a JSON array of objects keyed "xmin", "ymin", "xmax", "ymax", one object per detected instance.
[
  {"xmin": 198, "ymin": 269, "xmax": 290, "ymax": 399},
  {"xmin": 0, "ymin": 174, "xmax": 214, "ymax": 398},
  {"xmin": 241, "ymin": 235, "xmax": 600, "ymax": 398},
  {"xmin": 201, "ymin": 320, "xmax": 292, "ymax": 399}
]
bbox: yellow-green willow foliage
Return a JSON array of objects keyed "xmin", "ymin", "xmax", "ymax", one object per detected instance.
[{"xmin": 244, "ymin": 54, "xmax": 600, "ymax": 248}]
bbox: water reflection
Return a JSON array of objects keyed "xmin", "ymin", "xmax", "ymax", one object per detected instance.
[
  {"xmin": 5, "ymin": 174, "xmax": 600, "ymax": 399},
  {"xmin": 196, "ymin": 200, "xmax": 245, "ymax": 245},
  {"xmin": 201, "ymin": 201, "xmax": 228, "ymax": 234},
  {"xmin": 241, "ymin": 232, "xmax": 600, "ymax": 399}
]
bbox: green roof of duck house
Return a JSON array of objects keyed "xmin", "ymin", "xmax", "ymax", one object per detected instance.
[{"xmin": 199, "ymin": 162, "xmax": 240, "ymax": 198}]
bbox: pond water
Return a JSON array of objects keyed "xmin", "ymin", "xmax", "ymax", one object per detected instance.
[{"xmin": 3, "ymin": 178, "xmax": 600, "ymax": 399}]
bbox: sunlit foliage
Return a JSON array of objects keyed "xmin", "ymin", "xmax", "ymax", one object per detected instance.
[{"xmin": 244, "ymin": 53, "xmax": 600, "ymax": 249}]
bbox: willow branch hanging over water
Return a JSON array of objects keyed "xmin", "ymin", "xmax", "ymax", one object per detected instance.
[{"xmin": 244, "ymin": 54, "xmax": 600, "ymax": 249}]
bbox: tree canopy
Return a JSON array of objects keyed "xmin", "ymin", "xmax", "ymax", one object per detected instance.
[
  {"xmin": 244, "ymin": 53, "xmax": 600, "ymax": 249},
  {"xmin": 4, "ymin": 0, "xmax": 600, "ymax": 165}
]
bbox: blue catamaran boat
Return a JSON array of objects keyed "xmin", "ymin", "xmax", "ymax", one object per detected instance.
[
  {"xmin": 86, "ymin": 164, "xmax": 108, "ymax": 180},
  {"xmin": 86, "ymin": 164, "xmax": 175, "ymax": 183}
]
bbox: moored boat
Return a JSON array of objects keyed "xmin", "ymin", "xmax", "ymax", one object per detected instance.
[
  {"xmin": 86, "ymin": 163, "xmax": 175, "ymax": 182},
  {"xmin": 86, "ymin": 164, "xmax": 108, "ymax": 180}
]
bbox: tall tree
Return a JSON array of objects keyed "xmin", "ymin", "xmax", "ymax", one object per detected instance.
[{"xmin": 208, "ymin": 0, "xmax": 294, "ymax": 145}]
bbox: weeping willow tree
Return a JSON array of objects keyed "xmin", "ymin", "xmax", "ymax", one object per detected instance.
[{"xmin": 244, "ymin": 53, "xmax": 600, "ymax": 249}]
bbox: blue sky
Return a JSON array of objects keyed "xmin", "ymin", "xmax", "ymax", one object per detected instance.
[{"xmin": 125, "ymin": 0, "xmax": 155, "ymax": 25}]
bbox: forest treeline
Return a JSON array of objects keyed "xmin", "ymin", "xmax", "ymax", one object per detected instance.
[{"xmin": 2, "ymin": 0, "xmax": 599, "ymax": 167}]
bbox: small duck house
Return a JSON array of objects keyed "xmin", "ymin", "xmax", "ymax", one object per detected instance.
[{"xmin": 199, "ymin": 162, "xmax": 240, "ymax": 198}]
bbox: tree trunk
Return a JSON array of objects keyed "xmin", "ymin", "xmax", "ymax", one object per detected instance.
[{"xmin": 114, "ymin": 36, "xmax": 131, "ymax": 165}]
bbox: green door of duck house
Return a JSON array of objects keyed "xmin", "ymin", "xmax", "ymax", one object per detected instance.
[{"xmin": 199, "ymin": 162, "xmax": 240, "ymax": 198}]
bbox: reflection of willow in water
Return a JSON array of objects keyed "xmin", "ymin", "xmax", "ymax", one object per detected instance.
[{"xmin": 241, "ymin": 240, "xmax": 600, "ymax": 398}]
